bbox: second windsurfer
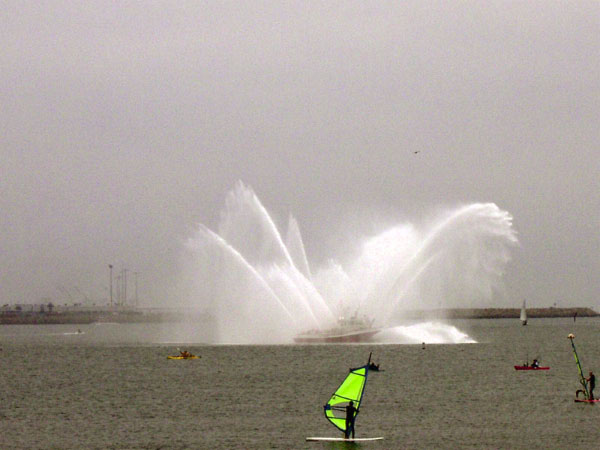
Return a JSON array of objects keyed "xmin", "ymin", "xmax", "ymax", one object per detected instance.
[{"xmin": 586, "ymin": 371, "xmax": 595, "ymax": 399}]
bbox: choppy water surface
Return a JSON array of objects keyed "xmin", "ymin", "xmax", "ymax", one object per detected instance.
[{"xmin": 2, "ymin": 319, "xmax": 600, "ymax": 449}]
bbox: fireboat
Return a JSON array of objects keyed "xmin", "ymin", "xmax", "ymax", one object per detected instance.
[{"xmin": 293, "ymin": 314, "xmax": 381, "ymax": 343}]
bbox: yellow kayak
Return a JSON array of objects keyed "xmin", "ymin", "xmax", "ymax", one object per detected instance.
[{"xmin": 167, "ymin": 355, "xmax": 200, "ymax": 360}]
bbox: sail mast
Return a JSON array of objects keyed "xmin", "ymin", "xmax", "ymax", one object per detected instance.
[{"xmin": 568, "ymin": 333, "xmax": 589, "ymax": 399}]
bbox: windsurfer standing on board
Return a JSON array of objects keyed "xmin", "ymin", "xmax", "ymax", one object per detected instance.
[
  {"xmin": 586, "ymin": 371, "xmax": 595, "ymax": 399},
  {"xmin": 345, "ymin": 400, "xmax": 357, "ymax": 439}
]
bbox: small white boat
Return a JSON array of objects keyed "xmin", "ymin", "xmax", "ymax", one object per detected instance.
[{"xmin": 520, "ymin": 300, "xmax": 527, "ymax": 326}]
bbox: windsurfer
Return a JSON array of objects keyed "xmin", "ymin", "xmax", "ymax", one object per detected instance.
[
  {"xmin": 345, "ymin": 401, "xmax": 357, "ymax": 439},
  {"xmin": 586, "ymin": 371, "xmax": 595, "ymax": 399}
]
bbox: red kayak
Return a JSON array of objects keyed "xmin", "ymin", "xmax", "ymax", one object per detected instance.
[
  {"xmin": 574, "ymin": 398, "xmax": 600, "ymax": 403},
  {"xmin": 514, "ymin": 365, "xmax": 550, "ymax": 370}
]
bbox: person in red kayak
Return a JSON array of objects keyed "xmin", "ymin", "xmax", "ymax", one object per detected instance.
[
  {"xmin": 345, "ymin": 400, "xmax": 357, "ymax": 439},
  {"xmin": 586, "ymin": 371, "xmax": 595, "ymax": 399},
  {"xmin": 531, "ymin": 359, "xmax": 539, "ymax": 368}
]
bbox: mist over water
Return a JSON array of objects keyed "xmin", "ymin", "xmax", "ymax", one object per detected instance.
[
  {"xmin": 377, "ymin": 323, "xmax": 476, "ymax": 344},
  {"xmin": 176, "ymin": 182, "xmax": 517, "ymax": 344}
]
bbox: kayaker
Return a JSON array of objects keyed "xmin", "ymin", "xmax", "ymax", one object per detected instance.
[
  {"xmin": 531, "ymin": 359, "xmax": 539, "ymax": 368},
  {"xmin": 587, "ymin": 371, "xmax": 595, "ymax": 399},
  {"xmin": 345, "ymin": 400, "xmax": 357, "ymax": 439},
  {"xmin": 180, "ymin": 350, "xmax": 191, "ymax": 358}
]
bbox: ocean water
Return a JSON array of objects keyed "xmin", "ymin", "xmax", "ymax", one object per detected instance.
[{"xmin": 1, "ymin": 319, "xmax": 600, "ymax": 449}]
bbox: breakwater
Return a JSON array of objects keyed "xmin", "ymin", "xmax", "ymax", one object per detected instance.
[
  {"xmin": 0, "ymin": 309, "xmax": 212, "ymax": 325},
  {"xmin": 402, "ymin": 307, "xmax": 597, "ymax": 320},
  {"xmin": 0, "ymin": 307, "xmax": 595, "ymax": 325}
]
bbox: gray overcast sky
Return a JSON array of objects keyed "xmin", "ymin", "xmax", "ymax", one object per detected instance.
[{"xmin": 1, "ymin": 1, "xmax": 598, "ymax": 308}]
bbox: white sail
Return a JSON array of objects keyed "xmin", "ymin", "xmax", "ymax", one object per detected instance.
[{"xmin": 520, "ymin": 300, "xmax": 527, "ymax": 325}]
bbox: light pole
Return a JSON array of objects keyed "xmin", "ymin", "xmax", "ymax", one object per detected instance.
[
  {"xmin": 109, "ymin": 264, "xmax": 113, "ymax": 307},
  {"xmin": 134, "ymin": 272, "xmax": 139, "ymax": 308},
  {"xmin": 116, "ymin": 274, "xmax": 121, "ymax": 307},
  {"xmin": 123, "ymin": 269, "xmax": 127, "ymax": 307}
]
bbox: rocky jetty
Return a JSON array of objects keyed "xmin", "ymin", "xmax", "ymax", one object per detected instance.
[{"xmin": 402, "ymin": 307, "xmax": 597, "ymax": 320}]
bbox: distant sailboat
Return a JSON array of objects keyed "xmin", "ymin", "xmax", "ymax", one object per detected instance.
[{"xmin": 520, "ymin": 300, "xmax": 527, "ymax": 326}]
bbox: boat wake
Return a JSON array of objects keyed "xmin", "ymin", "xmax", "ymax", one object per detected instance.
[{"xmin": 375, "ymin": 322, "xmax": 476, "ymax": 344}]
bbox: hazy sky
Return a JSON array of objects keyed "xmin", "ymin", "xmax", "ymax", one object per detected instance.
[{"xmin": 1, "ymin": 1, "xmax": 598, "ymax": 308}]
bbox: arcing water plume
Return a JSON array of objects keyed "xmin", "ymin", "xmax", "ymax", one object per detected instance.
[
  {"xmin": 340, "ymin": 203, "xmax": 518, "ymax": 323},
  {"xmin": 179, "ymin": 181, "xmax": 517, "ymax": 344},
  {"xmin": 286, "ymin": 215, "xmax": 312, "ymax": 280}
]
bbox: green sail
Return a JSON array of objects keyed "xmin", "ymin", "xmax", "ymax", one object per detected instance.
[
  {"xmin": 569, "ymin": 335, "xmax": 590, "ymax": 398},
  {"xmin": 323, "ymin": 365, "xmax": 369, "ymax": 432}
]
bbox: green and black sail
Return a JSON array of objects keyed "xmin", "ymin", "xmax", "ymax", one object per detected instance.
[
  {"xmin": 568, "ymin": 333, "xmax": 589, "ymax": 399},
  {"xmin": 323, "ymin": 356, "xmax": 371, "ymax": 433}
]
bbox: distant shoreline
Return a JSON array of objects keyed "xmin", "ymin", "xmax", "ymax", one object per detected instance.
[
  {"xmin": 0, "ymin": 309, "xmax": 210, "ymax": 325},
  {"xmin": 402, "ymin": 307, "xmax": 597, "ymax": 320},
  {"xmin": 0, "ymin": 307, "xmax": 595, "ymax": 325}
]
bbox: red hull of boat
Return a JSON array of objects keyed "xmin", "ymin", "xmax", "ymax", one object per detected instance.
[
  {"xmin": 294, "ymin": 329, "xmax": 381, "ymax": 343},
  {"xmin": 514, "ymin": 366, "xmax": 550, "ymax": 370}
]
